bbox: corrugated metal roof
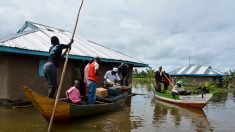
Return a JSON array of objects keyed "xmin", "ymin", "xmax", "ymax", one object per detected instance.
[
  {"xmin": 0, "ymin": 21, "xmax": 148, "ymax": 67},
  {"xmin": 169, "ymin": 64, "xmax": 225, "ymax": 76}
]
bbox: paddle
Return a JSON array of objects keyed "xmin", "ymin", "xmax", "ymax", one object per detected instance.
[
  {"xmin": 162, "ymin": 72, "xmax": 174, "ymax": 87},
  {"xmin": 47, "ymin": 0, "xmax": 84, "ymax": 132}
]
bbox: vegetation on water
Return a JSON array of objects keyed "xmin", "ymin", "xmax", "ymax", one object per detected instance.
[
  {"xmin": 155, "ymin": 89, "xmax": 180, "ymax": 100},
  {"xmin": 132, "ymin": 67, "xmax": 155, "ymax": 81}
]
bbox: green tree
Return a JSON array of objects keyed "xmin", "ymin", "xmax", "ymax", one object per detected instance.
[
  {"xmin": 132, "ymin": 68, "xmax": 138, "ymax": 75},
  {"xmin": 223, "ymin": 70, "xmax": 235, "ymax": 88},
  {"xmin": 146, "ymin": 67, "xmax": 155, "ymax": 82}
]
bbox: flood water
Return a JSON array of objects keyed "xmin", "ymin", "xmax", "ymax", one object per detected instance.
[{"xmin": 0, "ymin": 81, "xmax": 235, "ymax": 132}]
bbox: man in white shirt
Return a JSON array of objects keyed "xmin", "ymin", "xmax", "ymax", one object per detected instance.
[{"xmin": 104, "ymin": 68, "xmax": 121, "ymax": 86}]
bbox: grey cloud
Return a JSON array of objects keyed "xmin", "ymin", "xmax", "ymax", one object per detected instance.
[{"xmin": 0, "ymin": 0, "xmax": 235, "ymax": 71}]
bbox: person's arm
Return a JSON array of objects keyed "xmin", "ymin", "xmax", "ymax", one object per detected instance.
[
  {"xmin": 61, "ymin": 39, "xmax": 73, "ymax": 57},
  {"xmin": 66, "ymin": 91, "xmax": 69, "ymax": 102},
  {"xmin": 116, "ymin": 73, "xmax": 121, "ymax": 81},
  {"xmin": 104, "ymin": 71, "xmax": 108, "ymax": 80},
  {"xmin": 114, "ymin": 73, "xmax": 121, "ymax": 84},
  {"xmin": 172, "ymin": 86, "xmax": 178, "ymax": 93},
  {"xmin": 94, "ymin": 62, "xmax": 99, "ymax": 75}
]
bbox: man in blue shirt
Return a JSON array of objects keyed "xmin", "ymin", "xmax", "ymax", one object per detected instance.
[{"xmin": 43, "ymin": 36, "xmax": 73, "ymax": 98}]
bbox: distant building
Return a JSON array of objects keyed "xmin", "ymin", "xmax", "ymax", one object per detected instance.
[
  {"xmin": 169, "ymin": 64, "xmax": 225, "ymax": 86},
  {"xmin": 0, "ymin": 21, "xmax": 148, "ymax": 106}
]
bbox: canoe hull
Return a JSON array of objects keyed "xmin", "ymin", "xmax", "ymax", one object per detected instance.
[
  {"xmin": 153, "ymin": 92, "xmax": 213, "ymax": 109},
  {"xmin": 155, "ymin": 95, "xmax": 207, "ymax": 108},
  {"xmin": 23, "ymin": 86, "xmax": 127, "ymax": 122}
]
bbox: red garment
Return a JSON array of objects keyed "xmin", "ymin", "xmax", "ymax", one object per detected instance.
[
  {"xmin": 88, "ymin": 61, "xmax": 97, "ymax": 82},
  {"xmin": 162, "ymin": 76, "xmax": 170, "ymax": 85}
]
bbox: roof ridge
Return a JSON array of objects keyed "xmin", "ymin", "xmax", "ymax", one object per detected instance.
[
  {"xmin": 0, "ymin": 30, "xmax": 37, "ymax": 43},
  {"xmin": 27, "ymin": 21, "xmax": 69, "ymax": 33}
]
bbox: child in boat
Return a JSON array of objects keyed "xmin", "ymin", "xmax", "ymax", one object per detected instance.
[
  {"xmin": 66, "ymin": 80, "xmax": 81, "ymax": 103},
  {"xmin": 172, "ymin": 80, "xmax": 191, "ymax": 96}
]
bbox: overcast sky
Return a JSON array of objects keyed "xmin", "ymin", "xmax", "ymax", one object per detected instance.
[{"xmin": 0, "ymin": 0, "xmax": 235, "ymax": 72}]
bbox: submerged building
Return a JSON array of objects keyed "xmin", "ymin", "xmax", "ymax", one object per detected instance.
[
  {"xmin": 0, "ymin": 21, "xmax": 148, "ymax": 106},
  {"xmin": 169, "ymin": 64, "xmax": 225, "ymax": 86}
]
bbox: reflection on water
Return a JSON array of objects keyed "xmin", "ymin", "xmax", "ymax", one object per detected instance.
[
  {"xmin": 0, "ymin": 80, "xmax": 235, "ymax": 131},
  {"xmin": 152, "ymin": 101, "xmax": 213, "ymax": 132}
]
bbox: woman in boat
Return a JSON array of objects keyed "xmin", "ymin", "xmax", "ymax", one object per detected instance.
[
  {"xmin": 172, "ymin": 80, "xmax": 191, "ymax": 96},
  {"xmin": 66, "ymin": 80, "xmax": 81, "ymax": 104},
  {"xmin": 43, "ymin": 36, "xmax": 73, "ymax": 98}
]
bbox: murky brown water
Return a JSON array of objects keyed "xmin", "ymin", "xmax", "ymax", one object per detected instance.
[{"xmin": 0, "ymin": 81, "xmax": 235, "ymax": 132}]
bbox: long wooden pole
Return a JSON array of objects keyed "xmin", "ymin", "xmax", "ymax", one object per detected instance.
[
  {"xmin": 162, "ymin": 72, "xmax": 174, "ymax": 87},
  {"xmin": 48, "ymin": 0, "xmax": 84, "ymax": 131}
]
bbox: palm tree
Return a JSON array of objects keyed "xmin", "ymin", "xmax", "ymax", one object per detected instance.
[
  {"xmin": 146, "ymin": 67, "xmax": 155, "ymax": 82},
  {"xmin": 223, "ymin": 70, "xmax": 235, "ymax": 88}
]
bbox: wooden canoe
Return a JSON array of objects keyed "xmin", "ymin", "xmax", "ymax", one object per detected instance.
[
  {"xmin": 152, "ymin": 86, "xmax": 213, "ymax": 109},
  {"xmin": 22, "ymin": 86, "xmax": 128, "ymax": 122}
]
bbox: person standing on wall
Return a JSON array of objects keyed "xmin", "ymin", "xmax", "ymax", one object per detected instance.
[
  {"xmin": 87, "ymin": 57, "xmax": 101, "ymax": 104},
  {"xmin": 43, "ymin": 36, "xmax": 73, "ymax": 98},
  {"xmin": 118, "ymin": 63, "xmax": 130, "ymax": 86}
]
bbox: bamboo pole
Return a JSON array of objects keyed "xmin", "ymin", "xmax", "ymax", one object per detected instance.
[
  {"xmin": 162, "ymin": 72, "xmax": 174, "ymax": 87},
  {"xmin": 47, "ymin": 0, "xmax": 84, "ymax": 131}
]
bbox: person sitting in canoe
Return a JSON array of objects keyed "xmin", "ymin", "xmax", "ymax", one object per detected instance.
[
  {"xmin": 172, "ymin": 80, "xmax": 191, "ymax": 96},
  {"xmin": 104, "ymin": 67, "xmax": 121, "ymax": 86},
  {"xmin": 66, "ymin": 80, "xmax": 81, "ymax": 104}
]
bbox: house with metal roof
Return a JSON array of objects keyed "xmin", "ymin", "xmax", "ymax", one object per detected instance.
[
  {"xmin": 168, "ymin": 64, "xmax": 225, "ymax": 86},
  {"xmin": 0, "ymin": 21, "xmax": 148, "ymax": 106}
]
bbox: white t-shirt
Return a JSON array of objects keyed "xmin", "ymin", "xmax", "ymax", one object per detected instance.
[
  {"xmin": 93, "ymin": 61, "xmax": 99, "ymax": 74},
  {"xmin": 172, "ymin": 85, "xmax": 184, "ymax": 93},
  {"xmin": 104, "ymin": 70, "xmax": 120, "ymax": 81}
]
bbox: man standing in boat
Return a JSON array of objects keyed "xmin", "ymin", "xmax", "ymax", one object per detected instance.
[
  {"xmin": 84, "ymin": 59, "xmax": 94, "ymax": 96},
  {"xmin": 155, "ymin": 66, "xmax": 163, "ymax": 92},
  {"xmin": 118, "ymin": 63, "xmax": 130, "ymax": 86},
  {"xmin": 43, "ymin": 36, "xmax": 73, "ymax": 98},
  {"xmin": 87, "ymin": 56, "xmax": 101, "ymax": 104}
]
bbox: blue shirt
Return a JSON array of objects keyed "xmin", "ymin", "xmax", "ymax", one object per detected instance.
[{"xmin": 48, "ymin": 44, "xmax": 69, "ymax": 67}]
